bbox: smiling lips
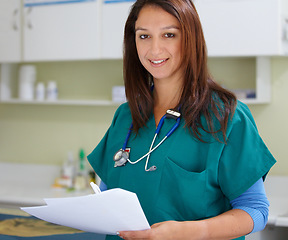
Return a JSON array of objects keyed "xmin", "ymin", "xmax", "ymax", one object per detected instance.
[{"xmin": 149, "ymin": 58, "xmax": 168, "ymax": 65}]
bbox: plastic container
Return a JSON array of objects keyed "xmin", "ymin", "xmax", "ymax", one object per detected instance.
[
  {"xmin": 35, "ymin": 82, "xmax": 45, "ymax": 101},
  {"xmin": 46, "ymin": 81, "xmax": 58, "ymax": 101},
  {"xmin": 112, "ymin": 86, "xmax": 126, "ymax": 103},
  {"xmin": 18, "ymin": 65, "xmax": 36, "ymax": 100}
]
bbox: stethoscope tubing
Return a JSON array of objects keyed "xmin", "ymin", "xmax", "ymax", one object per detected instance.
[
  {"xmin": 127, "ymin": 134, "xmax": 166, "ymax": 164},
  {"xmin": 115, "ymin": 110, "xmax": 181, "ymax": 171},
  {"xmin": 125, "ymin": 116, "xmax": 180, "ymax": 169},
  {"xmin": 122, "ymin": 124, "xmax": 133, "ymax": 151}
]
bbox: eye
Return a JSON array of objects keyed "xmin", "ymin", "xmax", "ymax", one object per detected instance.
[
  {"xmin": 139, "ymin": 34, "xmax": 149, "ymax": 39},
  {"xmin": 164, "ymin": 33, "xmax": 175, "ymax": 38}
]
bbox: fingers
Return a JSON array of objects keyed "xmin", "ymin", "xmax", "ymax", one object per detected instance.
[{"xmin": 118, "ymin": 229, "xmax": 152, "ymax": 240}]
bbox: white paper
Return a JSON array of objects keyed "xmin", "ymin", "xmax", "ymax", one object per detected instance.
[{"xmin": 21, "ymin": 188, "xmax": 150, "ymax": 235}]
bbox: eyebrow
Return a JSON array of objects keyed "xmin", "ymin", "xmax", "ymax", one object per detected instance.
[{"xmin": 135, "ymin": 25, "xmax": 180, "ymax": 32}]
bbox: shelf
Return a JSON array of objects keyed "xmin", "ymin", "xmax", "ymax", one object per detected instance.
[
  {"xmin": 0, "ymin": 57, "xmax": 271, "ymax": 106},
  {"xmin": 0, "ymin": 99, "xmax": 122, "ymax": 106},
  {"xmin": 233, "ymin": 57, "xmax": 271, "ymax": 105},
  {"xmin": 239, "ymin": 98, "xmax": 269, "ymax": 105},
  {"xmin": 0, "ymin": 97, "xmax": 266, "ymax": 106}
]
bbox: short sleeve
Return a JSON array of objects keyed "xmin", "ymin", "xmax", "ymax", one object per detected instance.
[
  {"xmin": 87, "ymin": 104, "xmax": 125, "ymax": 184},
  {"xmin": 218, "ymin": 101, "xmax": 276, "ymax": 201},
  {"xmin": 87, "ymin": 127, "xmax": 110, "ymax": 184}
]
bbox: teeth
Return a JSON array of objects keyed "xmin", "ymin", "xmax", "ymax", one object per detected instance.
[{"xmin": 151, "ymin": 59, "xmax": 165, "ymax": 64}]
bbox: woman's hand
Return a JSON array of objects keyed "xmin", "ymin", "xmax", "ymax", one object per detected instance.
[
  {"xmin": 117, "ymin": 221, "xmax": 202, "ymax": 240},
  {"xmin": 117, "ymin": 209, "xmax": 254, "ymax": 240},
  {"xmin": 118, "ymin": 221, "xmax": 179, "ymax": 240}
]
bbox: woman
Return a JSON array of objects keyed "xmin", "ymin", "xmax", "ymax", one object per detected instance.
[{"xmin": 88, "ymin": 0, "xmax": 276, "ymax": 239}]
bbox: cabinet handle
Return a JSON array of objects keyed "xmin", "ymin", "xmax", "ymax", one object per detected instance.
[
  {"xmin": 284, "ymin": 18, "xmax": 288, "ymax": 41},
  {"xmin": 26, "ymin": 7, "xmax": 33, "ymax": 29},
  {"xmin": 12, "ymin": 9, "xmax": 19, "ymax": 31}
]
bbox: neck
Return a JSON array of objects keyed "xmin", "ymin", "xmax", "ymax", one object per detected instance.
[
  {"xmin": 153, "ymin": 77, "xmax": 183, "ymax": 107},
  {"xmin": 154, "ymin": 89, "xmax": 180, "ymax": 110},
  {"xmin": 153, "ymin": 80, "xmax": 183, "ymax": 126}
]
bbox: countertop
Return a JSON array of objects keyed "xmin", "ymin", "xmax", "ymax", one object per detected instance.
[
  {"xmin": 0, "ymin": 162, "xmax": 287, "ymax": 227},
  {"xmin": 0, "ymin": 162, "xmax": 93, "ymax": 208}
]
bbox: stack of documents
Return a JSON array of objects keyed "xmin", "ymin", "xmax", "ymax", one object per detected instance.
[{"xmin": 21, "ymin": 185, "xmax": 150, "ymax": 235}]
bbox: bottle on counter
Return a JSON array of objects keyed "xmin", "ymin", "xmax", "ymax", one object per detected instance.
[
  {"xmin": 59, "ymin": 151, "xmax": 76, "ymax": 189},
  {"xmin": 74, "ymin": 148, "xmax": 88, "ymax": 190}
]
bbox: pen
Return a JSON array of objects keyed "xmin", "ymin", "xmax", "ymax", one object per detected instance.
[{"xmin": 90, "ymin": 182, "xmax": 101, "ymax": 194}]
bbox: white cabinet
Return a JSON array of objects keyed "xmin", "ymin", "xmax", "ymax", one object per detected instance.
[
  {"xmin": 23, "ymin": 0, "xmax": 101, "ymax": 61},
  {"xmin": 1, "ymin": 0, "xmax": 288, "ymax": 61},
  {"xmin": 0, "ymin": 0, "xmax": 21, "ymax": 62},
  {"xmin": 195, "ymin": 0, "xmax": 288, "ymax": 56},
  {"xmin": 0, "ymin": 0, "xmax": 282, "ymax": 104},
  {"xmin": 101, "ymin": 0, "xmax": 288, "ymax": 58},
  {"xmin": 101, "ymin": 0, "xmax": 135, "ymax": 59}
]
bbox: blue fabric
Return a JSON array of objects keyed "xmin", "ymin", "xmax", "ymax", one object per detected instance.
[
  {"xmin": 100, "ymin": 180, "xmax": 108, "ymax": 191},
  {"xmin": 230, "ymin": 178, "xmax": 269, "ymax": 233}
]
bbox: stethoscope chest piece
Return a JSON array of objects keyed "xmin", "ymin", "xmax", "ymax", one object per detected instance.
[{"xmin": 113, "ymin": 149, "xmax": 129, "ymax": 167}]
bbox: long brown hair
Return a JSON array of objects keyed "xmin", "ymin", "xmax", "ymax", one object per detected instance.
[{"xmin": 123, "ymin": 0, "xmax": 236, "ymax": 142}]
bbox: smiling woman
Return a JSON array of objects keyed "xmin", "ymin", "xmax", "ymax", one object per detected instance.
[
  {"xmin": 135, "ymin": 5, "xmax": 183, "ymax": 124},
  {"xmin": 87, "ymin": 0, "xmax": 276, "ymax": 240},
  {"xmin": 135, "ymin": 5, "xmax": 183, "ymax": 84}
]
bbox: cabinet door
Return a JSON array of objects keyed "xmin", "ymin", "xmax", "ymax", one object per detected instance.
[
  {"xmin": 195, "ymin": 0, "xmax": 287, "ymax": 56},
  {"xmin": 102, "ymin": 0, "xmax": 135, "ymax": 59},
  {"xmin": 23, "ymin": 0, "xmax": 100, "ymax": 61},
  {"xmin": 0, "ymin": 0, "xmax": 21, "ymax": 62}
]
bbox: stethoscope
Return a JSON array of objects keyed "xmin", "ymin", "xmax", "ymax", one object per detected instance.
[{"xmin": 113, "ymin": 109, "xmax": 181, "ymax": 171}]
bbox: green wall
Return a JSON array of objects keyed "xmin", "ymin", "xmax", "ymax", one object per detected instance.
[{"xmin": 0, "ymin": 58, "xmax": 287, "ymax": 175}]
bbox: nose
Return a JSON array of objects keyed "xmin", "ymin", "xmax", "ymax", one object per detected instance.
[{"xmin": 150, "ymin": 37, "xmax": 163, "ymax": 56}]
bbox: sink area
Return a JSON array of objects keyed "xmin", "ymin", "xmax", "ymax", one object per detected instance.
[{"xmin": 0, "ymin": 162, "xmax": 93, "ymax": 209}]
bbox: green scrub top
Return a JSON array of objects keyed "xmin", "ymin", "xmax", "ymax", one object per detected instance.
[{"xmin": 88, "ymin": 101, "xmax": 276, "ymax": 240}]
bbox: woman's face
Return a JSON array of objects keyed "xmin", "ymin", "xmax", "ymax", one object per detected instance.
[{"xmin": 135, "ymin": 5, "xmax": 183, "ymax": 84}]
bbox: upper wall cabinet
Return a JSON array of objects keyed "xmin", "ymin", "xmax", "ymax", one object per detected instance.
[
  {"xmin": 101, "ymin": 0, "xmax": 135, "ymax": 59},
  {"xmin": 0, "ymin": 0, "xmax": 21, "ymax": 62},
  {"xmin": 194, "ymin": 0, "xmax": 288, "ymax": 56},
  {"xmin": 1, "ymin": 0, "xmax": 288, "ymax": 62},
  {"xmin": 23, "ymin": 0, "xmax": 100, "ymax": 61}
]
